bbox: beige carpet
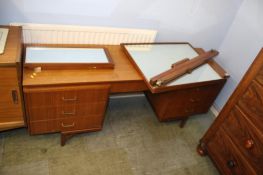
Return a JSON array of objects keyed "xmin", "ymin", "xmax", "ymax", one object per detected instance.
[{"xmin": 0, "ymin": 96, "xmax": 219, "ymax": 175}]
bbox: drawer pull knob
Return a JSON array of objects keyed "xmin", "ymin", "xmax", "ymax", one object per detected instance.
[
  {"xmin": 62, "ymin": 111, "xmax": 76, "ymax": 115},
  {"xmin": 62, "ymin": 97, "xmax": 77, "ymax": 101},
  {"xmin": 227, "ymin": 160, "xmax": 236, "ymax": 169},
  {"xmin": 244, "ymin": 139, "xmax": 254, "ymax": 149},
  {"xmin": 61, "ymin": 122, "xmax": 75, "ymax": 128}
]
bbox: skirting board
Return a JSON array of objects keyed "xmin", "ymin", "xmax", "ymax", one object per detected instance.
[{"xmin": 210, "ymin": 105, "xmax": 219, "ymax": 118}]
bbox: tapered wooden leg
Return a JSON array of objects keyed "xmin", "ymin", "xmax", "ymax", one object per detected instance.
[
  {"xmin": 61, "ymin": 133, "xmax": 74, "ymax": 146},
  {"xmin": 179, "ymin": 117, "xmax": 189, "ymax": 128}
]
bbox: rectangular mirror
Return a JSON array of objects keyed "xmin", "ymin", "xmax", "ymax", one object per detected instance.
[{"xmin": 25, "ymin": 47, "xmax": 114, "ymax": 69}]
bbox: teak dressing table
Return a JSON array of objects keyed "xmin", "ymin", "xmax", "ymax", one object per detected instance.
[{"xmin": 22, "ymin": 42, "xmax": 228, "ymax": 145}]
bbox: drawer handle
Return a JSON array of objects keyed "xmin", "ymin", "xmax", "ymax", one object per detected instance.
[
  {"xmin": 62, "ymin": 97, "xmax": 77, "ymax": 101},
  {"xmin": 11, "ymin": 90, "xmax": 18, "ymax": 104},
  {"xmin": 244, "ymin": 139, "xmax": 254, "ymax": 149},
  {"xmin": 62, "ymin": 111, "xmax": 76, "ymax": 115},
  {"xmin": 227, "ymin": 160, "xmax": 236, "ymax": 169},
  {"xmin": 61, "ymin": 122, "xmax": 75, "ymax": 128}
]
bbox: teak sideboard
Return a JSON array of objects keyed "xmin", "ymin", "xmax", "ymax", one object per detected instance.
[{"xmin": 0, "ymin": 26, "xmax": 24, "ymax": 131}]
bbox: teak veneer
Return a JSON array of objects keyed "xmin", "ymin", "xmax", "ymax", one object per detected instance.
[{"xmin": 0, "ymin": 26, "xmax": 25, "ymax": 131}]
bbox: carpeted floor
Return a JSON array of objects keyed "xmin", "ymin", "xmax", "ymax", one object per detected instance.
[{"xmin": 0, "ymin": 96, "xmax": 219, "ymax": 175}]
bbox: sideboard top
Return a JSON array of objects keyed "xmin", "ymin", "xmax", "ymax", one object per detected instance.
[{"xmin": 0, "ymin": 26, "xmax": 22, "ymax": 66}]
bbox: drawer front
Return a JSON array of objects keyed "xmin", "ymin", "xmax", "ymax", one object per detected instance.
[
  {"xmin": 238, "ymin": 81, "xmax": 263, "ymax": 132},
  {"xmin": 163, "ymin": 104, "xmax": 209, "ymax": 119},
  {"xmin": 28, "ymin": 101, "xmax": 107, "ymax": 121},
  {"xmin": 146, "ymin": 83, "xmax": 224, "ymax": 121},
  {"xmin": 60, "ymin": 116, "xmax": 104, "ymax": 132},
  {"xmin": 168, "ymin": 85, "xmax": 223, "ymax": 106},
  {"xmin": 25, "ymin": 85, "xmax": 110, "ymax": 108},
  {"xmin": 30, "ymin": 119, "xmax": 60, "ymax": 134},
  {"xmin": 30, "ymin": 115, "xmax": 104, "ymax": 135},
  {"xmin": 206, "ymin": 128, "xmax": 256, "ymax": 175},
  {"xmin": 222, "ymin": 106, "xmax": 263, "ymax": 173}
]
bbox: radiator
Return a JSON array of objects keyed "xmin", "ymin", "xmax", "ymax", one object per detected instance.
[{"xmin": 10, "ymin": 23, "xmax": 157, "ymax": 45}]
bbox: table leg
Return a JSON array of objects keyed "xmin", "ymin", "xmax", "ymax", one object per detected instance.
[
  {"xmin": 179, "ymin": 117, "xmax": 189, "ymax": 128},
  {"xmin": 61, "ymin": 133, "xmax": 74, "ymax": 146}
]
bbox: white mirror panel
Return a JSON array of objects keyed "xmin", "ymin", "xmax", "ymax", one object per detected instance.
[{"xmin": 25, "ymin": 47, "xmax": 109, "ymax": 63}]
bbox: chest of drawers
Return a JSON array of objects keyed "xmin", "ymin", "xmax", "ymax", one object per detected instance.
[
  {"xmin": 198, "ymin": 49, "xmax": 263, "ymax": 174},
  {"xmin": 24, "ymin": 84, "xmax": 110, "ymax": 145}
]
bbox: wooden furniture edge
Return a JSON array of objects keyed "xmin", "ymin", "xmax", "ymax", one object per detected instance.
[{"xmin": 0, "ymin": 121, "xmax": 25, "ymax": 131}]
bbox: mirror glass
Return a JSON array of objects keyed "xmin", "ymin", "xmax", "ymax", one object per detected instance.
[
  {"xmin": 25, "ymin": 47, "xmax": 110, "ymax": 63},
  {"xmin": 124, "ymin": 43, "xmax": 221, "ymax": 86}
]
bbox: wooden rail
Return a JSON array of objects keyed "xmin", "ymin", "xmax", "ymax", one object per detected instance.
[{"xmin": 150, "ymin": 50, "xmax": 219, "ymax": 87}]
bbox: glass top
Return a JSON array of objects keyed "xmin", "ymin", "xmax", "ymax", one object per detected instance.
[
  {"xmin": 25, "ymin": 47, "xmax": 110, "ymax": 63},
  {"xmin": 124, "ymin": 43, "xmax": 221, "ymax": 86}
]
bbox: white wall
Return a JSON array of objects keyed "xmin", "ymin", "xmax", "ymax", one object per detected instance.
[
  {"xmin": 0, "ymin": 0, "xmax": 242, "ymax": 49},
  {"xmin": 214, "ymin": 0, "xmax": 263, "ymax": 110}
]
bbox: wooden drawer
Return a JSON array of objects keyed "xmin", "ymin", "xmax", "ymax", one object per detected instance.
[
  {"xmin": 30, "ymin": 115, "xmax": 104, "ymax": 135},
  {"xmin": 206, "ymin": 128, "xmax": 256, "ymax": 175},
  {"xmin": 238, "ymin": 81, "xmax": 263, "ymax": 132},
  {"xmin": 24, "ymin": 85, "xmax": 110, "ymax": 108},
  {"xmin": 222, "ymin": 106, "xmax": 263, "ymax": 173},
  {"xmin": 30, "ymin": 119, "xmax": 60, "ymax": 134},
  {"xmin": 146, "ymin": 83, "xmax": 223, "ymax": 121},
  {"xmin": 60, "ymin": 115, "xmax": 103, "ymax": 132},
  {"xmin": 28, "ymin": 101, "xmax": 108, "ymax": 121},
  {"xmin": 162, "ymin": 104, "xmax": 210, "ymax": 119},
  {"xmin": 26, "ymin": 84, "xmax": 110, "ymax": 134}
]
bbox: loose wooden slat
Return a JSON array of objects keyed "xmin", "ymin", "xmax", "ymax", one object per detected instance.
[{"xmin": 150, "ymin": 50, "xmax": 219, "ymax": 87}]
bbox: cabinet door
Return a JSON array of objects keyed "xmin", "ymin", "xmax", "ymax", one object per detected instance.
[{"xmin": 0, "ymin": 67, "xmax": 24, "ymax": 130}]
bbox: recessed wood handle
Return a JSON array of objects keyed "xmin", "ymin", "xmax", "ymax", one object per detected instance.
[
  {"xmin": 62, "ymin": 97, "xmax": 77, "ymax": 101},
  {"xmin": 244, "ymin": 139, "xmax": 254, "ymax": 149},
  {"xmin": 11, "ymin": 90, "xmax": 18, "ymax": 104},
  {"xmin": 61, "ymin": 122, "xmax": 75, "ymax": 128},
  {"xmin": 227, "ymin": 160, "xmax": 236, "ymax": 169}
]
